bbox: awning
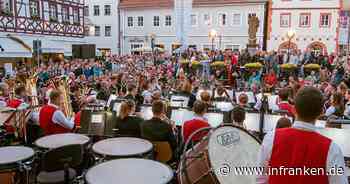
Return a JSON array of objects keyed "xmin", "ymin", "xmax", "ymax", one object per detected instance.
[
  {"xmin": 0, "ymin": 37, "xmax": 32, "ymax": 58},
  {"xmin": 41, "ymin": 40, "xmax": 64, "ymax": 54}
]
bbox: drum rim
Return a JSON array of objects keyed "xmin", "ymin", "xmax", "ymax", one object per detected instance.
[
  {"xmin": 85, "ymin": 158, "xmax": 174, "ymax": 184},
  {"xmin": 34, "ymin": 133, "xmax": 90, "ymax": 149},
  {"xmin": 92, "ymin": 137, "xmax": 153, "ymax": 157},
  {"xmin": 207, "ymin": 125, "xmax": 261, "ymax": 182},
  {"xmin": 215, "ymin": 124, "xmax": 262, "ymax": 144},
  {"xmin": 0, "ymin": 146, "xmax": 35, "ymax": 166}
]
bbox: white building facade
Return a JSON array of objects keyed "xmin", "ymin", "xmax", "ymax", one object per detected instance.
[
  {"xmin": 83, "ymin": 0, "xmax": 119, "ymax": 55},
  {"xmin": 267, "ymin": 0, "xmax": 341, "ymax": 55},
  {"xmin": 119, "ymin": 0, "xmax": 268, "ymax": 54},
  {"xmin": 0, "ymin": 0, "xmax": 85, "ymax": 58}
]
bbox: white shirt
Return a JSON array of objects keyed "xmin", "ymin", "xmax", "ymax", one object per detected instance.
[
  {"xmin": 257, "ymin": 121, "xmax": 347, "ymax": 184},
  {"xmin": 344, "ymin": 102, "xmax": 350, "ymax": 118},
  {"xmin": 48, "ymin": 103, "xmax": 74, "ymax": 130}
]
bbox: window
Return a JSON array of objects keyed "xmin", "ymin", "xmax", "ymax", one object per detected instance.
[
  {"xmin": 280, "ymin": 13, "xmax": 291, "ymax": 27},
  {"xmin": 29, "ymin": 0, "xmax": 40, "ymax": 17},
  {"xmin": 105, "ymin": 26, "xmax": 111, "ymax": 37},
  {"xmin": 0, "ymin": 0, "xmax": 12, "ymax": 14},
  {"xmin": 320, "ymin": 13, "xmax": 331, "ymax": 27},
  {"xmin": 190, "ymin": 14, "xmax": 197, "ymax": 26},
  {"xmin": 93, "ymin": 5, "xmax": 99, "ymax": 16},
  {"xmin": 49, "ymin": 4, "xmax": 58, "ymax": 20},
  {"xmin": 225, "ymin": 45, "xmax": 240, "ymax": 52},
  {"xmin": 84, "ymin": 6, "xmax": 89, "ymax": 16},
  {"xmin": 232, "ymin": 13, "xmax": 241, "ymax": 26},
  {"xmin": 300, "ymin": 13, "xmax": 311, "ymax": 27},
  {"xmin": 95, "ymin": 26, "xmax": 100, "ymax": 36},
  {"xmin": 203, "ymin": 13, "xmax": 211, "ymax": 25},
  {"xmin": 73, "ymin": 8, "xmax": 79, "ymax": 24},
  {"xmin": 104, "ymin": 5, "xmax": 111, "ymax": 16},
  {"xmin": 165, "ymin": 15, "xmax": 171, "ymax": 26},
  {"xmin": 137, "ymin": 16, "xmax": 143, "ymax": 26},
  {"xmin": 153, "ymin": 16, "xmax": 160, "ymax": 26},
  {"xmin": 219, "ymin": 13, "xmax": 226, "ymax": 26},
  {"xmin": 127, "ymin": 17, "xmax": 133, "ymax": 27},
  {"xmin": 131, "ymin": 43, "xmax": 143, "ymax": 52},
  {"xmin": 62, "ymin": 6, "xmax": 69, "ymax": 22}
]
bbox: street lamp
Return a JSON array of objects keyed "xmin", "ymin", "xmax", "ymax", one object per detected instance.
[
  {"xmin": 209, "ymin": 29, "xmax": 217, "ymax": 51},
  {"xmin": 150, "ymin": 33, "xmax": 156, "ymax": 64},
  {"xmin": 286, "ymin": 30, "xmax": 296, "ymax": 63}
]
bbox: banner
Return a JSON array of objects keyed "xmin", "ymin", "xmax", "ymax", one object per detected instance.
[
  {"xmin": 339, "ymin": 11, "xmax": 349, "ymax": 45},
  {"xmin": 174, "ymin": 0, "xmax": 192, "ymax": 51}
]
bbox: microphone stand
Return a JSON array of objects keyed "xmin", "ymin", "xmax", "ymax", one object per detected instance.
[{"xmin": 259, "ymin": 67, "xmax": 268, "ymax": 140}]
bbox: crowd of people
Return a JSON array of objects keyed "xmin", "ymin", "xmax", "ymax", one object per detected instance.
[{"xmin": 1, "ymin": 48, "xmax": 350, "ymax": 183}]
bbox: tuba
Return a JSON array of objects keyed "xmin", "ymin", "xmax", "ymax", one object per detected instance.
[{"xmin": 57, "ymin": 76, "xmax": 74, "ymax": 118}]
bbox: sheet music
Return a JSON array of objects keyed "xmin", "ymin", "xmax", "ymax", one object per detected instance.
[
  {"xmin": 113, "ymin": 102, "xmax": 121, "ymax": 116},
  {"xmin": 107, "ymin": 95, "xmax": 118, "ymax": 107},
  {"xmin": 235, "ymin": 92, "xmax": 256, "ymax": 104},
  {"xmin": 91, "ymin": 114, "xmax": 103, "ymax": 124}
]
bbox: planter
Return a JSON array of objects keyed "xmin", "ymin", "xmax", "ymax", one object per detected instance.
[
  {"xmin": 210, "ymin": 61, "xmax": 225, "ymax": 69},
  {"xmin": 244, "ymin": 62, "xmax": 263, "ymax": 70},
  {"xmin": 280, "ymin": 64, "xmax": 297, "ymax": 72},
  {"xmin": 304, "ymin": 64, "xmax": 321, "ymax": 71}
]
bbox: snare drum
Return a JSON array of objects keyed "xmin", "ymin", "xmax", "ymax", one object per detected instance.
[
  {"xmin": 92, "ymin": 137, "xmax": 153, "ymax": 160},
  {"xmin": 35, "ymin": 133, "xmax": 90, "ymax": 149},
  {"xmin": 85, "ymin": 158, "xmax": 173, "ymax": 184},
  {"xmin": 178, "ymin": 125, "xmax": 261, "ymax": 184},
  {"xmin": 0, "ymin": 146, "xmax": 35, "ymax": 184}
]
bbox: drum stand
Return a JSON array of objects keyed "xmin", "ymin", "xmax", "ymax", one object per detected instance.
[{"xmin": 259, "ymin": 69, "xmax": 269, "ymax": 140}]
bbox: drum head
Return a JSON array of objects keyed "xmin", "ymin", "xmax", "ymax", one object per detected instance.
[
  {"xmin": 0, "ymin": 146, "xmax": 34, "ymax": 165},
  {"xmin": 208, "ymin": 126, "xmax": 260, "ymax": 184},
  {"xmin": 85, "ymin": 158, "xmax": 173, "ymax": 184},
  {"xmin": 92, "ymin": 137, "xmax": 153, "ymax": 157},
  {"xmin": 35, "ymin": 133, "xmax": 90, "ymax": 149}
]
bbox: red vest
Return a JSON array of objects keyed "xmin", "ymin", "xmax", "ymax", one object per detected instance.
[
  {"xmin": 269, "ymin": 128, "xmax": 331, "ymax": 184},
  {"xmin": 278, "ymin": 102, "xmax": 296, "ymax": 117},
  {"xmin": 39, "ymin": 105, "xmax": 71, "ymax": 135},
  {"xmin": 182, "ymin": 119, "xmax": 210, "ymax": 143},
  {"xmin": 5, "ymin": 99, "xmax": 23, "ymax": 133}
]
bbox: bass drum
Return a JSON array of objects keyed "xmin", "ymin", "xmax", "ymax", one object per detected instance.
[{"xmin": 178, "ymin": 125, "xmax": 261, "ymax": 184}]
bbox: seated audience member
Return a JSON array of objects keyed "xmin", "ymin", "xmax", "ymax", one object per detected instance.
[
  {"xmin": 325, "ymin": 92, "xmax": 344, "ymax": 118},
  {"xmin": 231, "ymin": 106, "xmax": 246, "ymax": 128},
  {"xmin": 344, "ymin": 90, "xmax": 350, "ymax": 119},
  {"xmin": 277, "ymin": 88, "xmax": 296, "ymax": 117},
  {"xmin": 257, "ymin": 87, "xmax": 347, "ymax": 183},
  {"xmin": 276, "ymin": 117, "xmax": 292, "ymax": 129},
  {"xmin": 182, "ymin": 101, "xmax": 211, "ymax": 143},
  {"xmin": 115, "ymin": 100, "xmax": 143, "ymax": 137},
  {"xmin": 141, "ymin": 100, "xmax": 177, "ymax": 153}
]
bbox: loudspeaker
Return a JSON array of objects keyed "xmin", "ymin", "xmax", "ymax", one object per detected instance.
[
  {"xmin": 72, "ymin": 45, "xmax": 82, "ymax": 58},
  {"xmin": 72, "ymin": 44, "xmax": 96, "ymax": 59}
]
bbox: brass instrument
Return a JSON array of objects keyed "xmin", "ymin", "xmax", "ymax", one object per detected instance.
[
  {"xmin": 57, "ymin": 77, "xmax": 74, "ymax": 118},
  {"xmin": 25, "ymin": 74, "xmax": 40, "ymax": 112}
]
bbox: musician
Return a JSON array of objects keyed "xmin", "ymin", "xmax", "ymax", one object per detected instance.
[
  {"xmin": 179, "ymin": 81, "xmax": 196, "ymax": 108},
  {"xmin": 230, "ymin": 106, "xmax": 246, "ymax": 128},
  {"xmin": 182, "ymin": 101, "xmax": 210, "ymax": 144},
  {"xmin": 257, "ymin": 87, "xmax": 347, "ymax": 183},
  {"xmin": 277, "ymin": 88, "xmax": 296, "ymax": 117},
  {"xmin": 39, "ymin": 90, "xmax": 75, "ymax": 135},
  {"xmin": 238, "ymin": 93, "xmax": 250, "ymax": 109},
  {"xmin": 213, "ymin": 86, "xmax": 230, "ymax": 101},
  {"xmin": 275, "ymin": 117, "xmax": 292, "ymax": 129},
  {"xmin": 115, "ymin": 100, "xmax": 143, "ymax": 138},
  {"xmin": 124, "ymin": 84, "xmax": 143, "ymax": 112},
  {"xmin": 141, "ymin": 100, "xmax": 177, "ymax": 153},
  {"xmin": 200, "ymin": 91, "xmax": 212, "ymax": 109}
]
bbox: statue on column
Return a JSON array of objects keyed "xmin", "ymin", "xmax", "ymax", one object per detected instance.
[{"xmin": 248, "ymin": 15, "xmax": 260, "ymax": 46}]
